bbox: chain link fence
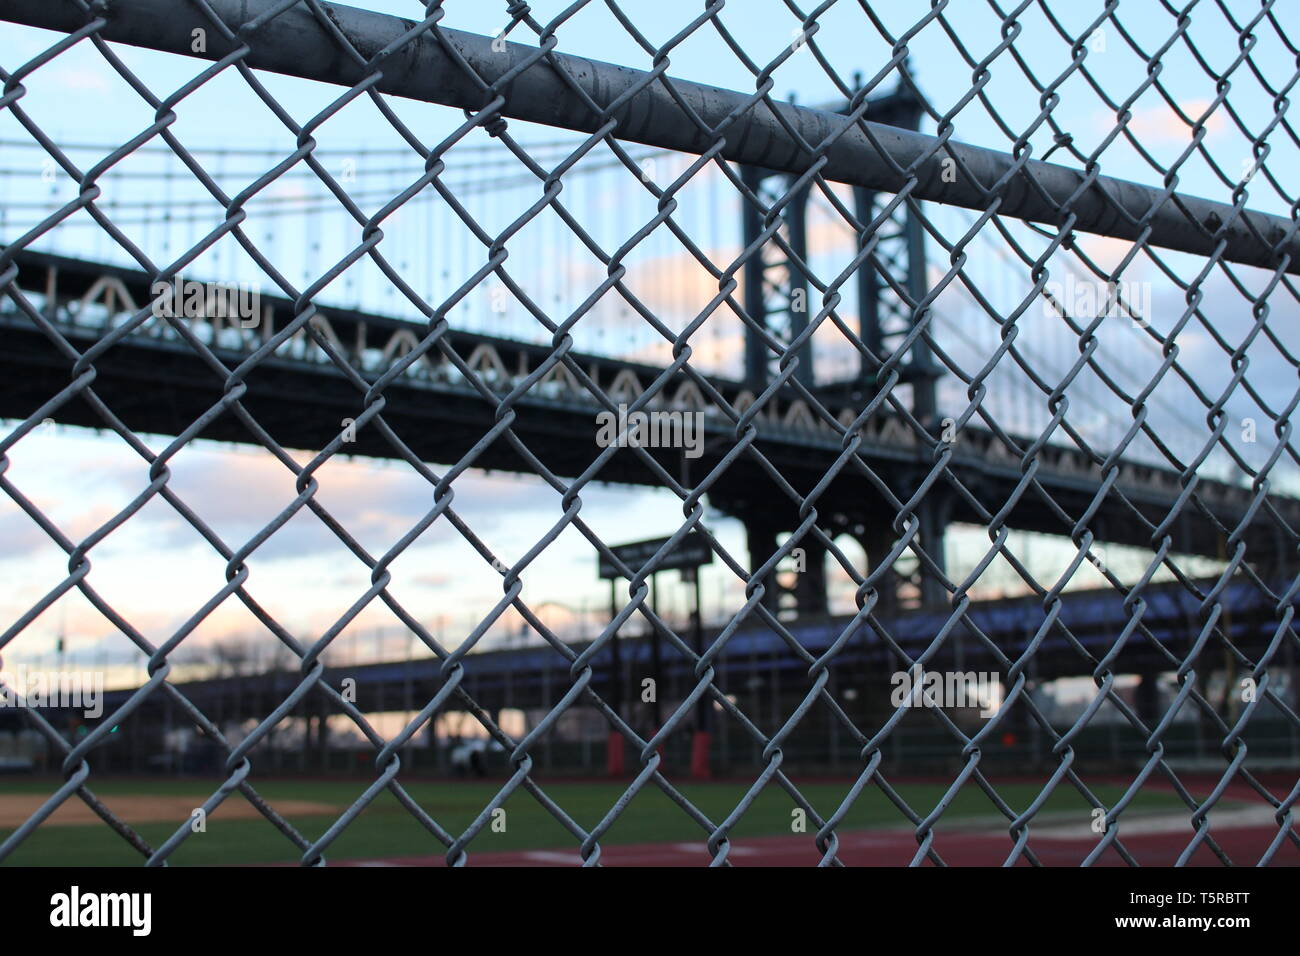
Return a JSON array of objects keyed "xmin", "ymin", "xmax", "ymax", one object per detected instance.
[{"xmin": 1, "ymin": 0, "xmax": 1298, "ymax": 866}]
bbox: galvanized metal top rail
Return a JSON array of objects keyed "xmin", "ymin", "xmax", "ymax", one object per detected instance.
[{"xmin": 8, "ymin": 0, "xmax": 1299, "ymax": 274}]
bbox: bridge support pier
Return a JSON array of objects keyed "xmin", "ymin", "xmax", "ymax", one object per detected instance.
[
  {"xmin": 917, "ymin": 493, "xmax": 952, "ymax": 608},
  {"xmin": 792, "ymin": 536, "xmax": 828, "ymax": 618},
  {"xmin": 860, "ymin": 527, "xmax": 899, "ymax": 615},
  {"xmin": 1135, "ymin": 667, "xmax": 1163, "ymax": 726},
  {"xmin": 745, "ymin": 520, "xmax": 783, "ymax": 614}
]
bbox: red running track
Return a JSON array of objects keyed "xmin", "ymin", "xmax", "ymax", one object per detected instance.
[{"xmin": 338, "ymin": 824, "xmax": 1298, "ymax": 867}]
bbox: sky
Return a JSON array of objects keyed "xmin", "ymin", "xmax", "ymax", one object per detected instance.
[{"xmin": 1, "ymin": 0, "xmax": 1297, "ymax": 685}]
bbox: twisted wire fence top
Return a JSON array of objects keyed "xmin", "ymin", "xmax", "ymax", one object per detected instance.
[{"xmin": 0, "ymin": 0, "xmax": 1297, "ymax": 866}]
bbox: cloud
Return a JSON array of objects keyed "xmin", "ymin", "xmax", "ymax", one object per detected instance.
[
  {"xmin": 1099, "ymin": 99, "xmax": 1228, "ymax": 145},
  {"xmin": 0, "ymin": 509, "xmax": 53, "ymax": 558}
]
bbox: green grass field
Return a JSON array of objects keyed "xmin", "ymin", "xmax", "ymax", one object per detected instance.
[{"xmin": 0, "ymin": 776, "xmax": 1194, "ymax": 865}]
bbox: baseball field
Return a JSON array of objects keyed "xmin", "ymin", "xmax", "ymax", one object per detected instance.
[{"xmin": 2, "ymin": 775, "xmax": 1274, "ymax": 866}]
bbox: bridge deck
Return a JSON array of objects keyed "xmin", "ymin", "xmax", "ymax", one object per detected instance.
[{"xmin": 4, "ymin": 250, "xmax": 1294, "ymax": 562}]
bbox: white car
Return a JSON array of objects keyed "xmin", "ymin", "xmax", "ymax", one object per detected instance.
[{"xmin": 449, "ymin": 738, "xmax": 504, "ymax": 776}]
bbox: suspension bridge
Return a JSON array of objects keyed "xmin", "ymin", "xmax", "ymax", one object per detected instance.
[
  {"xmin": 2, "ymin": 99, "xmax": 1295, "ymax": 614},
  {"xmin": 3, "ymin": 87, "xmax": 1298, "ymax": 771}
]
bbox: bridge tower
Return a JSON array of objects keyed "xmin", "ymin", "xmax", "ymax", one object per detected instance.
[{"xmin": 738, "ymin": 79, "xmax": 947, "ymax": 616}]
